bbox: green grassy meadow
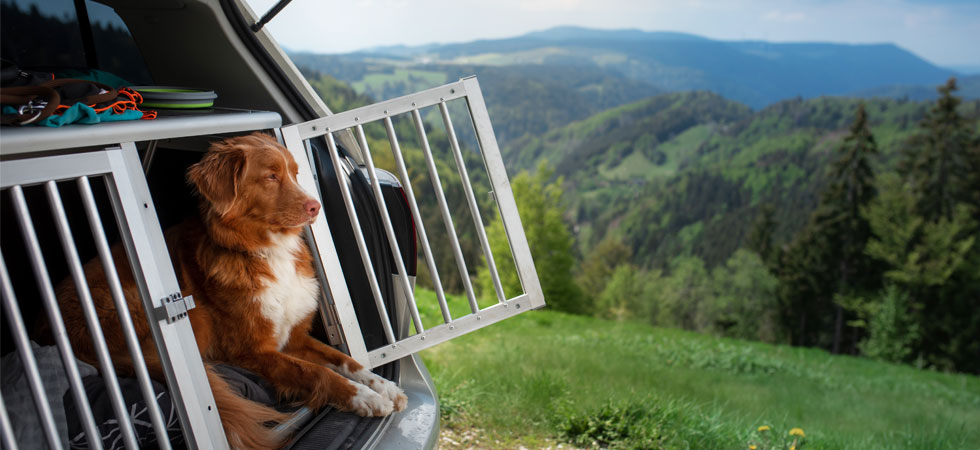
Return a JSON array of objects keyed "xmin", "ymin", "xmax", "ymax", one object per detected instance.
[{"xmin": 415, "ymin": 288, "xmax": 980, "ymax": 449}]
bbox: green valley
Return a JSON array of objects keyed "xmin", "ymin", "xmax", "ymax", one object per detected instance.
[
  {"xmin": 299, "ymin": 22, "xmax": 980, "ymax": 374},
  {"xmin": 304, "ymin": 65, "xmax": 980, "ymax": 373}
]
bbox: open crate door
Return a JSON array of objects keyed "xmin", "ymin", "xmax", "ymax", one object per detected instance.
[{"xmin": 280, "ymin": 77, "xmax": 545, "ymax": 369}]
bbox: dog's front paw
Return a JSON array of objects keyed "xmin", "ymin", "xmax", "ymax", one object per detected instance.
[
  {"xmin": 349, "ymin": 382, "xmax": 394, "ymax": 417},
  {"xmin": 375, "ymin": 377, "xmax": 407, "ymax": 412},
  {"xmin": 352, "ymin": 369, "xmax": 407, "ymax": 412}
]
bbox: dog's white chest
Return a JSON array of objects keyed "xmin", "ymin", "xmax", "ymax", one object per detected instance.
[{"xmin": 253, "ymin": 233, "xmax": 319, "ymax": 350}]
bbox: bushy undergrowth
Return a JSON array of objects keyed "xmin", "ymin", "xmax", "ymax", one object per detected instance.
[
  {"xmin": 555, "ymin": 399, "xmax": 790, "ymax": 449},
  {"xmin": 557, "ymin": 401, "xmax": 661, "ymax": 449}
]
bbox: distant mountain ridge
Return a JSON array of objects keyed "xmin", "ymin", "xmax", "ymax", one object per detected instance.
[
  {"xmin": 343, "ymin": 26, "xmax": 956, "ymax": 108},
  {"xmin": 851, "ymin": 74, "xmax": 980, "ymax": 101}
]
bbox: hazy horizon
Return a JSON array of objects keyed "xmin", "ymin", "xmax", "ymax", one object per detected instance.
[
  {"xmin": 283, "ymin": 25, "xmax": 980, "ymax": 75},
  {"xmin": 246, "ymin": 0, "xmax": 979, "ymax": 68}
]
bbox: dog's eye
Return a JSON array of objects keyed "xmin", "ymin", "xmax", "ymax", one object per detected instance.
[{"xmin": 267, "ymin": 174, "xmax": 279, "ymax": 182}]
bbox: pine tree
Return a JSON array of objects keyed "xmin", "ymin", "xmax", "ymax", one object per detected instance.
[
  {"xmin": 779, "ymin": 102, "xmax": 881, "ymax": 353},
  {"xmin": 864, "ymin": 175, "xmax": 979, "ymax": 371},
  {"xmin": 820, "ymin": 103, "xmax": 882, "ymax": 353},
  {"xmin": 746, "ymin": 203, "xmax": 777, "ymax": 266},
  {"xmin": 901, "ymin": 77, "xmax": 979, "ymax": 222},
  {"xmin": 827, "ymin": 103, "xmax": 879, "ymax": 222},
  {"xmin": 868, "ymin": 79, "xmax": 980, "ymax": 372},
  {"xmin": 776, "ymin": 218, "xmax": 837, "ymax": 347}
]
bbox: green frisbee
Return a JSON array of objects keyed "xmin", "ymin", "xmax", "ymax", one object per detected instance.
[{"xmin": 130, "ymin": 86, "xmax": 217, "ymax": 109}]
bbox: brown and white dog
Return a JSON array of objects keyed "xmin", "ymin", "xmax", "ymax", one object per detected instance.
[{"xmin": 56, "ymin": 133, "xmax": 406, "ymax": 449}]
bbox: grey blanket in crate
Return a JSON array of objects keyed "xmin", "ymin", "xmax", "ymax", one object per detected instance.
[
  {"xmin": 63, "ymin": 364, "xmax": 275, "ymax": 449},
  {"xmin": 63, "ymin": 374, "xmax": 184, "ymax": 449},
  {"xmin": 2, "ymin": 344, "xmax": 275, "ymax": 450},
  {"xmin": 1, "ymin": 342, "xmax": 97, "ymax": 450}
]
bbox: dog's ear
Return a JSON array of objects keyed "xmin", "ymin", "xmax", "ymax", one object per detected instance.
[{"xmin": 187, "ymin": 146, "xmax": 247, "ymax": 217}]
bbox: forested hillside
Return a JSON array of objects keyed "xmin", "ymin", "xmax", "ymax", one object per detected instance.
[
  {"xmin": 511, "ymin": 93, "xmax": 956, "ymax": 268},
  {"xmin": 505, "ymin": 87, "xmax": 979, "ymax": 372}
]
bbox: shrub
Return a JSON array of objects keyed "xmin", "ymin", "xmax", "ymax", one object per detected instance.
[
  {"xmin": 860, "ymin": 285, "xmax": 919, "ymax": 363},
  {"xmin": 708, "ymin": 249, "xmax": 782, "ymax": 342},
  {"xmin": 595, "ymin": 264, "xmax": 654, "ymax": 321},
  {"xmin": 557, "ymin": 401, "xmax": 660, "ymax": 449}
]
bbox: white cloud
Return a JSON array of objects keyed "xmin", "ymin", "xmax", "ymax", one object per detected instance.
[{"xmin": 903, "ymin": 8, "xmax": 945, "ymax": 28}]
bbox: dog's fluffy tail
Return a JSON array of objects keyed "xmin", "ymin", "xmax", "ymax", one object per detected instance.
[{"xmin": 205, "ymin": 365, "xmax": 292, "ymax": 450}]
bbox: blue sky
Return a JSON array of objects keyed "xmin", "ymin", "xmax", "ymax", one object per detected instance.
[{"xmin": 247, "ymin": 0, "xmax": 980, "ymax": 69}]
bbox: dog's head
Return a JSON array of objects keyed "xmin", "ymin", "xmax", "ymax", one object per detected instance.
[{"xmin": 188, "ymin": 133, "xmax": 321, "ymax": 231}]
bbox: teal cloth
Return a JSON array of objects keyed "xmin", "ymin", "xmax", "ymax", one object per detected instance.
[
  {"xmin": 53, "ymin": 69, "xmax": 132, "ymax": 89},
  {"xmin": 3, "ymin": 103, "xmax": 143, "ymax": 127}
]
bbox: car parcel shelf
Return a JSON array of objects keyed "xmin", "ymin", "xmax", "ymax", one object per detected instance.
[{"xmin": 0, "ymin": 108, "xmax": 282, "ymax": 155}]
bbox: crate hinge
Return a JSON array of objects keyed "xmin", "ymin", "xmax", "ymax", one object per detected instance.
[{"xmin": 156, "ymin": 292, "xmax": 196, "ymax": 324}]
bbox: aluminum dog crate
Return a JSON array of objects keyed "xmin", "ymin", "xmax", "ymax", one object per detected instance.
[
  {"xmin": 1, "ymin": 109, "xmax": 283, "ymax": 449},
  {"xmin": 1, "ymin": 77, "xmax": 544, "ymax": 449}
]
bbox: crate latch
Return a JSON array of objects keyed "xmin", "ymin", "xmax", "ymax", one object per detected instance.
[
  {"xmin": 157, "ymin": 292, "xmax": 196, "ymax": 324},
  {"xmin": 324, "ymin": 324, "xmax": 342, "ymax": 346}
]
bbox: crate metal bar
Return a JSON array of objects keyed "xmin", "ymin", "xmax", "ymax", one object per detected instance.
[
  {"xmin": 411, "ymin": 109, "xmax": 480, "ymax": 314},
  {"xmin": 293, "ymin": 80, "xmax": 469, "ymax": 141},
  {"xmin": 354, "ymin": 124, "xmax": 425, "ymax": 333},
  {"xmin": 324, "ymin": 132, "xmax": 397, "ymax": 344},
  {"xmin": 438, "ymin": 102, "xmax": 506, "ymax": 304},
  {"xmin": 384, "ymin": 116, "xmax": 452, "ymax": 324},
  {"xmin": 0, "ymin": 150, "xmax": 113, "ymax": 187},
  {"xmin": 301, "ymin": 145, "xmax": 363, "ymax": 351},
  {"xmin": 369, "ymin": 294, "xmax": 533, "ymax": 367},
  {"xmin": 279, "ymin": 128, "xmax": 370, "ymax": 364},
  {"xmin": 103, "ymin": 144, "xmax": 225, "ymax": 450},
  {"xmin": 293, "ymin": 131, "xmax": 363, "ymax": 351},
  {"xmin": 0, "ymin": 391, "xmax": 18, "ymax": 450},
  {"xmin": 46, "ymin": 180, "xmax": 140, "ymax": 450},
  {"xmin": 77, "ymin": 175, "xmax": 171, "ymax": 449},
  {"xmin": 0, "ymin": 253, "xmax": 63, "ymax": 450},
  {"xmin": 10, "ymin": 184, "xmax": 104, "ymax": 450},
  {"xmin": 304, "ymin": 225, "xmax": 347, "ymax": 348},
  {"xmin": 461, "ymin": 78, "xmax": 545, "ymax": 308},
  {"xmin": 291, "ymin": 134, "xmax": 350, "ymax": 350}
]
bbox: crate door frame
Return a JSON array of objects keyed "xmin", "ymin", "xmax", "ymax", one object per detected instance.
[
  {"xmin": 0, "ymin": 144, "xmax": 229, "ymax": 450},
  {"xmin": 281, "ymin": 77, "xmax": 545, "ymax": 369}
]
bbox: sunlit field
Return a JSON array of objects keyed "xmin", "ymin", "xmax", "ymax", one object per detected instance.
[{"xmin": 417, "ymin": 288, "xmax": 980, "ymax": 449}]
